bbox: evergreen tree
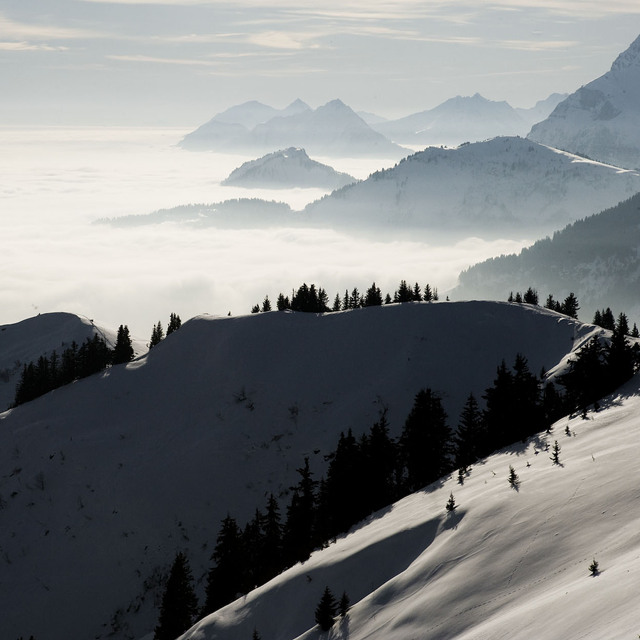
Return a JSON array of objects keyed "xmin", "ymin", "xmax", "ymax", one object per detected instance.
[
  {"xmin": 315, "ymin": 586, "xmax": 337, "ymax": 632},
  {"xmin": 342, "ymin": 289, "xmax": 350, "ymax": 311},
  {"xmin": 154, "ymin": 552, "xmax": 198, "ymax": 640},
  {"xmin": 394, "ymin": 280, "xmax": 413, "ymax": 303},
  {"xmin": 324, "ymin": 429, "xmax": 365, "ymax": 539},
  {"xmin": 277, "ymin": 293, "xmax": 290, "ymax": 311},
  {"xmin": 592, "ymin": 309, "xmax": 602, "ymax": 326},
  {"xmin": 384, "ymin": 293, "xmax": 392, "ymax": 305},
  {"xmin": 412, "ymin": 282, "xmax": 422, "ymax": 301},
  {"xmin": 260, "ymin": 493, "xmax": 284, "ymax": 582},
  {"xmin": 511, "ymin": 354, "xmax": 543, "ymax": 440},
  {"xmin": 616, "ymin": 312, "xmax": 630, "ymax": 336},
  {"xmin": 251, "ymin": 304, "xmax": 260, "ymax": 314},
  {"xmin": 332, "ymin": 293, "xmax": 341, "ymax": 312},
  {"xmin": 261, "ymin": 296, "xmax": 272, "ymax": 312},
  {"xmin": 514, "ymin": 292, "xmax": 523, "ymax": 303},
  {"xmin": 423, "ymin": 283, "xmax": 433, "ymax": 302},
  {"xmin": 454, "ymin": 393, "xmax": 485, "ymax": 469},
  {"xmin": 240, "ymin": 509, "xmax": 264, "ymax": 592},
  {"xmin": 349, "ymin": 287, "xmax": 360, "ymax": 309},
  {"xmin": 446, "ymin": 492, "xmax": 456, "ymax": 512},
  {"xmin": 363, "ymin": 282, "xmax": 383, "ymax": 307},
  {"xmin": 400, "ymin": 388, "xmax": 453, "ymax": 492},
  {"xmin": 606, "ymin": 321, "xmax": 635, "ymax": 392},
  {"xmin": 544, "ymin": 294, "xmax": 561, "ymax": 312},
  {"xmin": 482, "ymin": 360, "xmax": 515, "ymax": 455},
  {"xmin": 112, "ymin": 324, "xmax": 134, "ymax": 365},
  {"xmin": 523, "ymin": 287, "xmax": 539, "ymax": 304},
  {"xmin": 167, "ymin": 313, "xmax": 182, "ymax": 335},
  {"xmin": 601, "ymin": 308, "xmax": 615, "ymax": 330},
  {"xmin": 560, "ymin": 336, "xmax": 607, "ymax": 415},
  {"xmin": 338, "ymin": 591, "xmax": 350, "ymax": 618},
  {"xmin": 508, "ymin": 465, "xmax": 520, "ymax": 489},
  {"xmin": 631, "ymin": 323, "xmax": 640, "ymax": 338},
  {"xmin": 283, "ymin": 458, "xmax": 317, "ymax": 566},
  {"xmin": 561, "ymin": 292, "xmax": 580, "ymax": 319},
  {"xmin": 150, "ymin": 321, "xmax": 164, "ymax": 348},
  {"xmin": 550, "ymin": 440, "xmax": 561, "ymax": 465},
  {"xmin": 589, "ymin": 558, "xmax": 599, "ymax": 576},
  {"xmin": 361, "ymin": 408, "xmax": 398, "ymax": 514},
  {"xmin": 203, "ymin": 515, "xmax": 244, "ymax": 615}
]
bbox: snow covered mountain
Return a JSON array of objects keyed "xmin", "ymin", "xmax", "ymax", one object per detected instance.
[
  {"xmin": 179, "ymin": 99, "xmax": 312, "ymax": 151},
  {"xmin": 179, "ymin": 99, "xmax": 406, "ymax": 157},
  {"xmin": 0, "ymin": 301, "xmax": 598, "ymax": 640},
  {"xmin": 528, "ymin": 34, "xmax": 640, "ymax": 169},
  {"xmin": 221, "ymin": 148, "xmax": 356, "ymax": 190},
  {"xmin": 0, "ymin": 312, "xmax": 145, "ymax": 411},
  {"xmin": 181, "ymin": 368, "xmax": 640, "ymax": 640},
  {"xmin": 516, "ymin": 93, "xmax": 567, "ymax": 129},
  {"xmin": 452, "ymin": 192, "xmax": 640, "ymax": 323},
  {"xmin": 303, "ymin": 136, "xmax": 640, "ymax": 239},
  {"xmin": 373, "ymin": 93, "xmax": 531, "ymax": 146},
  {"xmin": 212, "ymin": 99, "xmax": 311, "ymax": 130}
]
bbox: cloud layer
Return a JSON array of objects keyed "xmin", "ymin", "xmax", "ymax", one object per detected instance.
[{"xmin": 0, "ymin": 127, "xmax": 530, "ymax": 338}]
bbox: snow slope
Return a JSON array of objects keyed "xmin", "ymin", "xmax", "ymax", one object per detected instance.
[
  {"xmin": 0, "ymin": 312, "xmax": 145, "ymax": 411},
  {"xmin": 0, "ymin": 302, "xmax": 595, "ymax": 640},
  {"xmin": 221, "ymin": 148, "xmax": 356, "ymax": 190},
  {"xmin": 303, "ymin": 136, "xmax": 640, "ymax": 240},
  {"xmin": 181, "ymin": 370, "xmax": 640, "ymax": 640},
  {"xmin": 528, "ymin": 34, "xmax": 640, "ymax": 169}
]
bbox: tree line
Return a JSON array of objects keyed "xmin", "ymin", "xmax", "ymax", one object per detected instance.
[
  {"xmin": 251, "ymin": 279, "xmax": 440, "ymax": 314},
  {"xmin": 13, "ymin": 313, "xmax": 182, "ymax": 408},
  {"xmin": 154, "ymin": 342, "xmax": 640, "ymax": 639}
]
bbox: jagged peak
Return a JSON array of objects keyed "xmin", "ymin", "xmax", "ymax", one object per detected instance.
[{"xmin": 610, "ymin": 33, "xmax": 640, "ymax": 73}]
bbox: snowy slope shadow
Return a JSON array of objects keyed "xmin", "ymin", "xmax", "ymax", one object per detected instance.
[{"xmin": 184, "ymin": 515, "xmax": 457, "ymax": 640}]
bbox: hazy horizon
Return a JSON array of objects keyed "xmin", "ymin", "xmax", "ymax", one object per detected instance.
[{"xmin": 0, "ymin": 126, "xmax": 532, "ymax": 339}]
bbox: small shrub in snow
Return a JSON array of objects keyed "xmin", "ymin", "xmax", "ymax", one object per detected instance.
[{"xmin": 589, "ymin": 558, "xmax": 600, "ymax": 576}]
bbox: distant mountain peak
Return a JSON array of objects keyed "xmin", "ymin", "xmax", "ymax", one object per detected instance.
[{"xmin": 528, "ymin": 34, "xmax": 640, "ymax": 169}]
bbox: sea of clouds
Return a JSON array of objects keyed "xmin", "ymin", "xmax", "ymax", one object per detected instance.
[{"xmin": 0, "ymin": 126, "xmax": 530, "ymax": 340}]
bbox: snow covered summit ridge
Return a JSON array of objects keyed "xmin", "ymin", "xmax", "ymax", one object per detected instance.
[{"xmin": 221, "ymin": 147, "xmax": 356, "ymax": 190}]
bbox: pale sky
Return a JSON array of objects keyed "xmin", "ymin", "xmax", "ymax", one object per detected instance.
[{"xmin": 1, "ymin": 1, "xmax": 639, "ymax": 125}]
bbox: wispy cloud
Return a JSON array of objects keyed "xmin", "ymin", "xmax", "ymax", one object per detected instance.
[
  {"xmin": 73, "ymin": 0, "xmax": 640, "ymax": 17},
  {"xmin": 0, "ymin": 41, "xmax": 70, "ymax": 52},
  {"xmin": 0, "ymin": 12, "xmax": 101, "ymax": 41}
]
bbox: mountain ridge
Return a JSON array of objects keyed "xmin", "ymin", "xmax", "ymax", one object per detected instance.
[{"xmin": 0, "ymin": 301, "xmax": 594, "ymax": 640}]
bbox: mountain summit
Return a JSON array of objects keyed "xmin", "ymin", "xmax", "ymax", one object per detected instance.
[{"xmin": 528, "ymin": 34, "xmax": 640, "ymax": 169}]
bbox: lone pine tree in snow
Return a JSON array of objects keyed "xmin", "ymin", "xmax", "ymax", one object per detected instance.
[
  {"xmin": 315, "ymin": 586, "xmax": 338, "ymax": 631},
  {"xmin": 508, "ymin": 465, "xmax": 520, "ymax": 489},
  {"xmin": 589, "ymin": 558, "xmax": 600, "ymax": 576},
  {"xmin": 446, "ymin": 492, "xmax": 457, "ymax": 512},
  {"xmin": 154, "ymin": 552, "xmax": 198, "ymax": 640},
  {"xmin": 551, "ymin": 440, "xmax": 561, "ymax": 464}
]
